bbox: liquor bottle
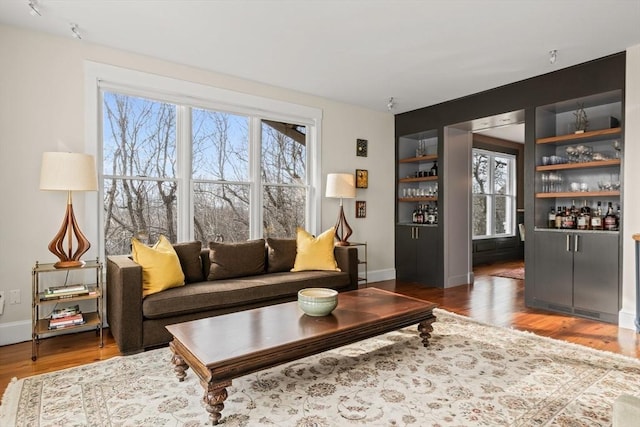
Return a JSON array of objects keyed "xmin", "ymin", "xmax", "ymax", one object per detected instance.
[
  {"xmin": 577, "ymin": 200, "xmax": 591, "ymax": 230},
  {"xmin": 427, "ymin": 204, "xmax": 436, "ymax": 224},
  {"xmin": 433, "ymin": 202, "xmax": 438, "ymax": 224},
  {"xmin": 590, "ymin": 201, "xmax": 603, "ymax": 230},
  {"xmin": 412, "ymin": 205, "xmax": 418, "ymax": 224},
  {"xmin": 555, "ymin": 206, "xmax": 563, "ymax": 229},
  {"xmin": 430, "ymin": 161, "xmax": 438, "ymax": 177},
  {"xmin": 561, "ymin": 205, "xmax": 575, "ymax": 229},
  {"xmin": 604, "ymin": 202, "xmax": 618, "ymax": 231},
  {"xmin": 417, "ymin": 204, "xmax": 424, "ymax": 224},
  {"xmin": 548, "ymin": 207, "xmax": 556, "ymax": 228}
]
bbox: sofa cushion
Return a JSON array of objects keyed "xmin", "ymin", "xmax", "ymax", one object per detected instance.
[
  {"xmin": 173, "ymin": 241, "xmax": 204, "ymax": 283},
  {"xmin": 132, "ymin": 235, "xmax": 185, "ymax": 297},
  {"xmin": 208, "ymin": 239, "xmax": 266, "ymax": 280},
  {"xmin": 266, "ymin": 238, "xmax": 297, "ymax": 273},
  {"xmin": 142, "ymin": 270, "xmax": 351, "ymax": 319},
  {"xmin": 291, "ymin": 227, "xmax": 340, "ymax": 272}
]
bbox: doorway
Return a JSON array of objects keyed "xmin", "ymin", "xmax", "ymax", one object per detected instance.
[{"xmin": 442, "ymin": 110, "xmax": 525, "ymax": 287}]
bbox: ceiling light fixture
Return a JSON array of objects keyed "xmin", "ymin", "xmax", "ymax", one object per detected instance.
[
  {"xmin": 549, "ymin": 49, "xmax": 558, "ymax": 65},
  {"xmin": 387, "ymin": 97, "xmax": 395, "ymax": 111},
  {"xmin": 70, "ymin": 23, "xmax": 82, "ymax": 40},
  {"xmin": 28, "ymin": 0, "xmax": 41, "ymax": 16}
]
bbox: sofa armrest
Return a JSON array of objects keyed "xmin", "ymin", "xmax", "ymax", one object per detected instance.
[
  {"xmin": 334, "ymin": 246, "xmax": 358, "ymax": 290},
  {"xmin": 107, "ymin": 255, "xmax": 144, "ymax": 354},
  {"xmin": 613, "ymin": 395, "xmax": 640, "ymax": 427}
]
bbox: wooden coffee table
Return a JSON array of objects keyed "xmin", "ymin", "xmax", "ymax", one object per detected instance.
[{"xmin": 166, "ymin": 287, "xmax": 437, "ymax": 425}]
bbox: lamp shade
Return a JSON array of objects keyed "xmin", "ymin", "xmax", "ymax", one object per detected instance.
[
  {"xmin": 40, "ymin": 152, "xmax": 98, "ymax": 192},
  {"xmin": 325, "ymin": 173, "xmax": 355, "ymax": 199}
]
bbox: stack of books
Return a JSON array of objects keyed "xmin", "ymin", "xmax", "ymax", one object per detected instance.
[
  {"xmin": 42, "ymin": 284, "xmax": 89, "ymax": 299},
  {"xmin": 48, "ymin": 305, "xmax": 85, "ymax": 329}
]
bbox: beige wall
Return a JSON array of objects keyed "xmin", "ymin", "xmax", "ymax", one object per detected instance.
[{"xmin": 0, "ymin": 25, "xmax": 395, "ymax": 344}]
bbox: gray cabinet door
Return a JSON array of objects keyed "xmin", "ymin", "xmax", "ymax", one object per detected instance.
[
  {"xmin": 573, "ymin": 233, "xmax": 619, "ymax": 316},
  {"xmin": 395, "ymin": 225, "xmax": 418, "ymax": 281},
  {"xmin": 533, "ymin": 232, "xmax": 573, "ymax": 307},
  {"xmin": 415, "ymin": 226, "xmax": 440, "ymax": 286}
]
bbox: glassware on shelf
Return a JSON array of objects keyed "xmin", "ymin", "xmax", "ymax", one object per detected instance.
[{"xmin": 541, "ymin": 172, "xmax": 563, "ymax": 192}]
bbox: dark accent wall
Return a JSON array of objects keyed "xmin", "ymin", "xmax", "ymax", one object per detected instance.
[{"xmin": 395, "ymin": 52, "xmax": 625, "ymax": 280}]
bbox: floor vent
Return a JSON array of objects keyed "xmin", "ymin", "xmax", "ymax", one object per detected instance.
[
  {"xmin": 547, "ymin": 303, "xmax": 571, "ymax": 313},
  {"xmin": 575, "ymin": 308, "xmax": 600, "ymax": 319}
]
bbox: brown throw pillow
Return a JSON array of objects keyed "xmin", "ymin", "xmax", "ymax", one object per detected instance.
[
  {"xmin": 266, "ymin": 238, "xmax": 297, "ymax": 273},
  {"xmin": 208, "ymin": 239, "xmax": 266, "ymax": 280},
  {"xmin": 172, "ymin": 241, "xmax": 204, "ymax": 283}
]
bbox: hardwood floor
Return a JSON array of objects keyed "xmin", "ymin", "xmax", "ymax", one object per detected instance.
[{"xmin": 1, "ymin": 259, "xmax": 638, "ymax": 397}]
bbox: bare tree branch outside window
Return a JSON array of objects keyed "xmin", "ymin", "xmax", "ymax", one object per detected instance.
[{"xmin": 102, "ymin": 91, "xmax": 309, "ymax": 254}]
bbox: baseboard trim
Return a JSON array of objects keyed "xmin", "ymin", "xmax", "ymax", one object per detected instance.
[
  {"xmin": 0, "ymin": 320, "xmax": 31, "ymax": 346},
  {"xmin": 618, "ymin": 309, "xmax": 637, "ymax": 331},
  {"xmin": 362, "ymin": 268, "xmax": 395, "ymax": 284}
]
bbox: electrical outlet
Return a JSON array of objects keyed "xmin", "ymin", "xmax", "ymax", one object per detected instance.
[{"xmin": 9, "ymin": 289, "xmax": 20, "ymax": 304}]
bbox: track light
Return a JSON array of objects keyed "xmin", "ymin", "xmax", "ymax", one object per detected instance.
[
  {"xmin": 387, "ymin": 97, "xmax": 395, "ymax": 111},
  {"xmin": 28, "ymin": 0, "xmax": 41, "ymax": 16},
  {"xmin": 549, "ymin": 49, "xmax": 558, "ymax": 65},
  {"xmin": 70, "ymin": 23, "xmax": 82, "ymax": 40}
]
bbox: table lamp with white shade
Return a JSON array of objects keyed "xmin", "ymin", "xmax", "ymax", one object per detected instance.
[
  {"xmin": 39, "ymin": 152, "xmax": 98, "ymax": 268},
  {"xmin": 325, "ymin": 173, "xmax": 356, "ymax": 246}
]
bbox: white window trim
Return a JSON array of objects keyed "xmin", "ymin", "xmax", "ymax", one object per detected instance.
[
  {"xmin": 85, "ymin": 61, "xmax": 322, "ymax": 259},
  {"xmin": 472, "ymin": 148, "xmax": 516, "ymax": 240}
]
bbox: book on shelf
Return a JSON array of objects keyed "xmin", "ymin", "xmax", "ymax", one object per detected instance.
[
  {"xmin": 42, "ymin": 285, "xmax": 89, "ymax": 299},
  {"xmin": 50, "ymin": 304, "xmax": 81, "ymax": 319},
  {"xmin": 47, "ymin": 284, "xmax": 88, "ymax": 294},
  {"xmin": 48, "ymin": 313, "xmax": 84, "ymax": 329},
  {"xmin": 48, "ymin": 320, "xmax": 86, "ymax": 330}
]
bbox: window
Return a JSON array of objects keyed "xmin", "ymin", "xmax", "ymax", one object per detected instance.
[
  {"xmin": 102, "ymin": 90, "xmax": 311, "ymax": 255},
  {"xmin": 472, "ymin": 149, "xmax": 516, "ymax": 239}
]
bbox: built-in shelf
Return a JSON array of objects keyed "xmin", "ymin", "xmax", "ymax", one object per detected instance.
[
  {"xmin": 398, "ymin": 197, "xmax": 438, "ymax": 202},
  {"xmin": 536, "ymin": 127, "xmax": 621, "ymax": 145},
  {"xmin": 398, "ymin": 176, "xmax": 438, "ymax": 183},
  {"xmin": 536, "ymin": 159, "xmax": 620, "ymax": 171},
  {"xmin": 535, "ymin": 191, "xmax": 620, "ymax": 199},
  {"xmin": 398, "ymin": 154, "xmax": 438, "ymax": 164}
]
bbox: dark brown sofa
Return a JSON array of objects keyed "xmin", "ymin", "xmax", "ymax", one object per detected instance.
[{"xmin": 106, "ymin": 240, "xmax": 358, "ymax": 354}]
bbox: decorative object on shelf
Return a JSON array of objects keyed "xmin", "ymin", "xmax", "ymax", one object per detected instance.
[
  {"xmin": 356, "ymin": 201, "xmax": 366, "ymax": 218},
  {"xmin": 612, "ymin": 140, "xmax": 621, "ymax": 159},
  {"xmin": 355, "ymin": 169, "xmax": 368, "ymax": 188},
  {"xmin": 325, "ymin": 173, "xmax": 356, "ymax": 245},
  {"xmin": 356, "ymin": 138, "xmax": 368, "ymax": 157},
  {"xmin": 39, "ymin": 152, "xmax": 98, "ymax": 268},
  {"xmin": 573, "ymin": 103, "xmax": 589, "ymax": 133}
]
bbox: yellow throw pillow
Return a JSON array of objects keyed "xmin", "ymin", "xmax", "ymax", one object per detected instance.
[
  {"xmin": 131, "ymin": 235, "xmax": 185, "ymax": 297},
  {"xmin": 291, "ymin": 227, "xmax": 341, "ymax": 272}
]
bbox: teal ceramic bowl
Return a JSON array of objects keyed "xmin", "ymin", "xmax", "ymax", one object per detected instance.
[{"xmin": 298, "ymin": 288, "xmax": 338, "ymax": 316}]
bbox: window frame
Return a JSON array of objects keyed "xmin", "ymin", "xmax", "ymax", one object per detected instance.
[
  {"xmin": 471, "ymin": 148, "xmax": 517, "ymax": 240},
  {"xmin": 85, "ymin": 62, "xmax": 322, "ymax": 257}
]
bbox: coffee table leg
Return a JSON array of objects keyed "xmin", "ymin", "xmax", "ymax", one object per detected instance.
[
  {"xmin": 169, "ymin": 340, "xmax": 189, "ymax": 381},
  {"xmin": 417, "ymin": 313, "xmax": 437, "ymax": 347},
  {"xmin": 204, "ymin": 381, "xmax": 231, "ymax": 425}
]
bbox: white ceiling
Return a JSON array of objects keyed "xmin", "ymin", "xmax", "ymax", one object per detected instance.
[{"xmin": 1, "ymin": 0, "xmax": 639, "ymax": 115}]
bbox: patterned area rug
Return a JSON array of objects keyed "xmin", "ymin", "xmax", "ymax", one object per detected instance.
[
  {"xmin": 491, "ymin": 266, "xmax": 525, "ymax": 280},
  {"xmin": 2, "ymin": 309, "xmax": 639, "ymax": 426}
]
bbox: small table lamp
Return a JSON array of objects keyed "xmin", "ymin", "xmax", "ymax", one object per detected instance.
[
  {"xmin": 40, "ymin": 152, "xmax": 98, "ymax": 268},
  {"xmin": 325, "ymin": 173, "xmax": 356, "ymax": 246}
]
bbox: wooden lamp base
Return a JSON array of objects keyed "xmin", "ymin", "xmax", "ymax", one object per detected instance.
[
  {"xmin": 48, "ymin": 192, "xmax": 91, "ymax": 269},
  {"xmin": 334, "ymin": 204, "xmax": 353, "ymax": 246}
]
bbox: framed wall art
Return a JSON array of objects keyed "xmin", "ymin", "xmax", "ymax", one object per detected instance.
[
  {"xmin": 356, "ymin": 139, "xmax": 368, "ymax": 157},
  {"xmin": 356, "ymin": 201, "xmax": 366, "ymax": 218},
  {"xmin": 356, "ymin": 169, "xmax": 368, "ymax": 188}
]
